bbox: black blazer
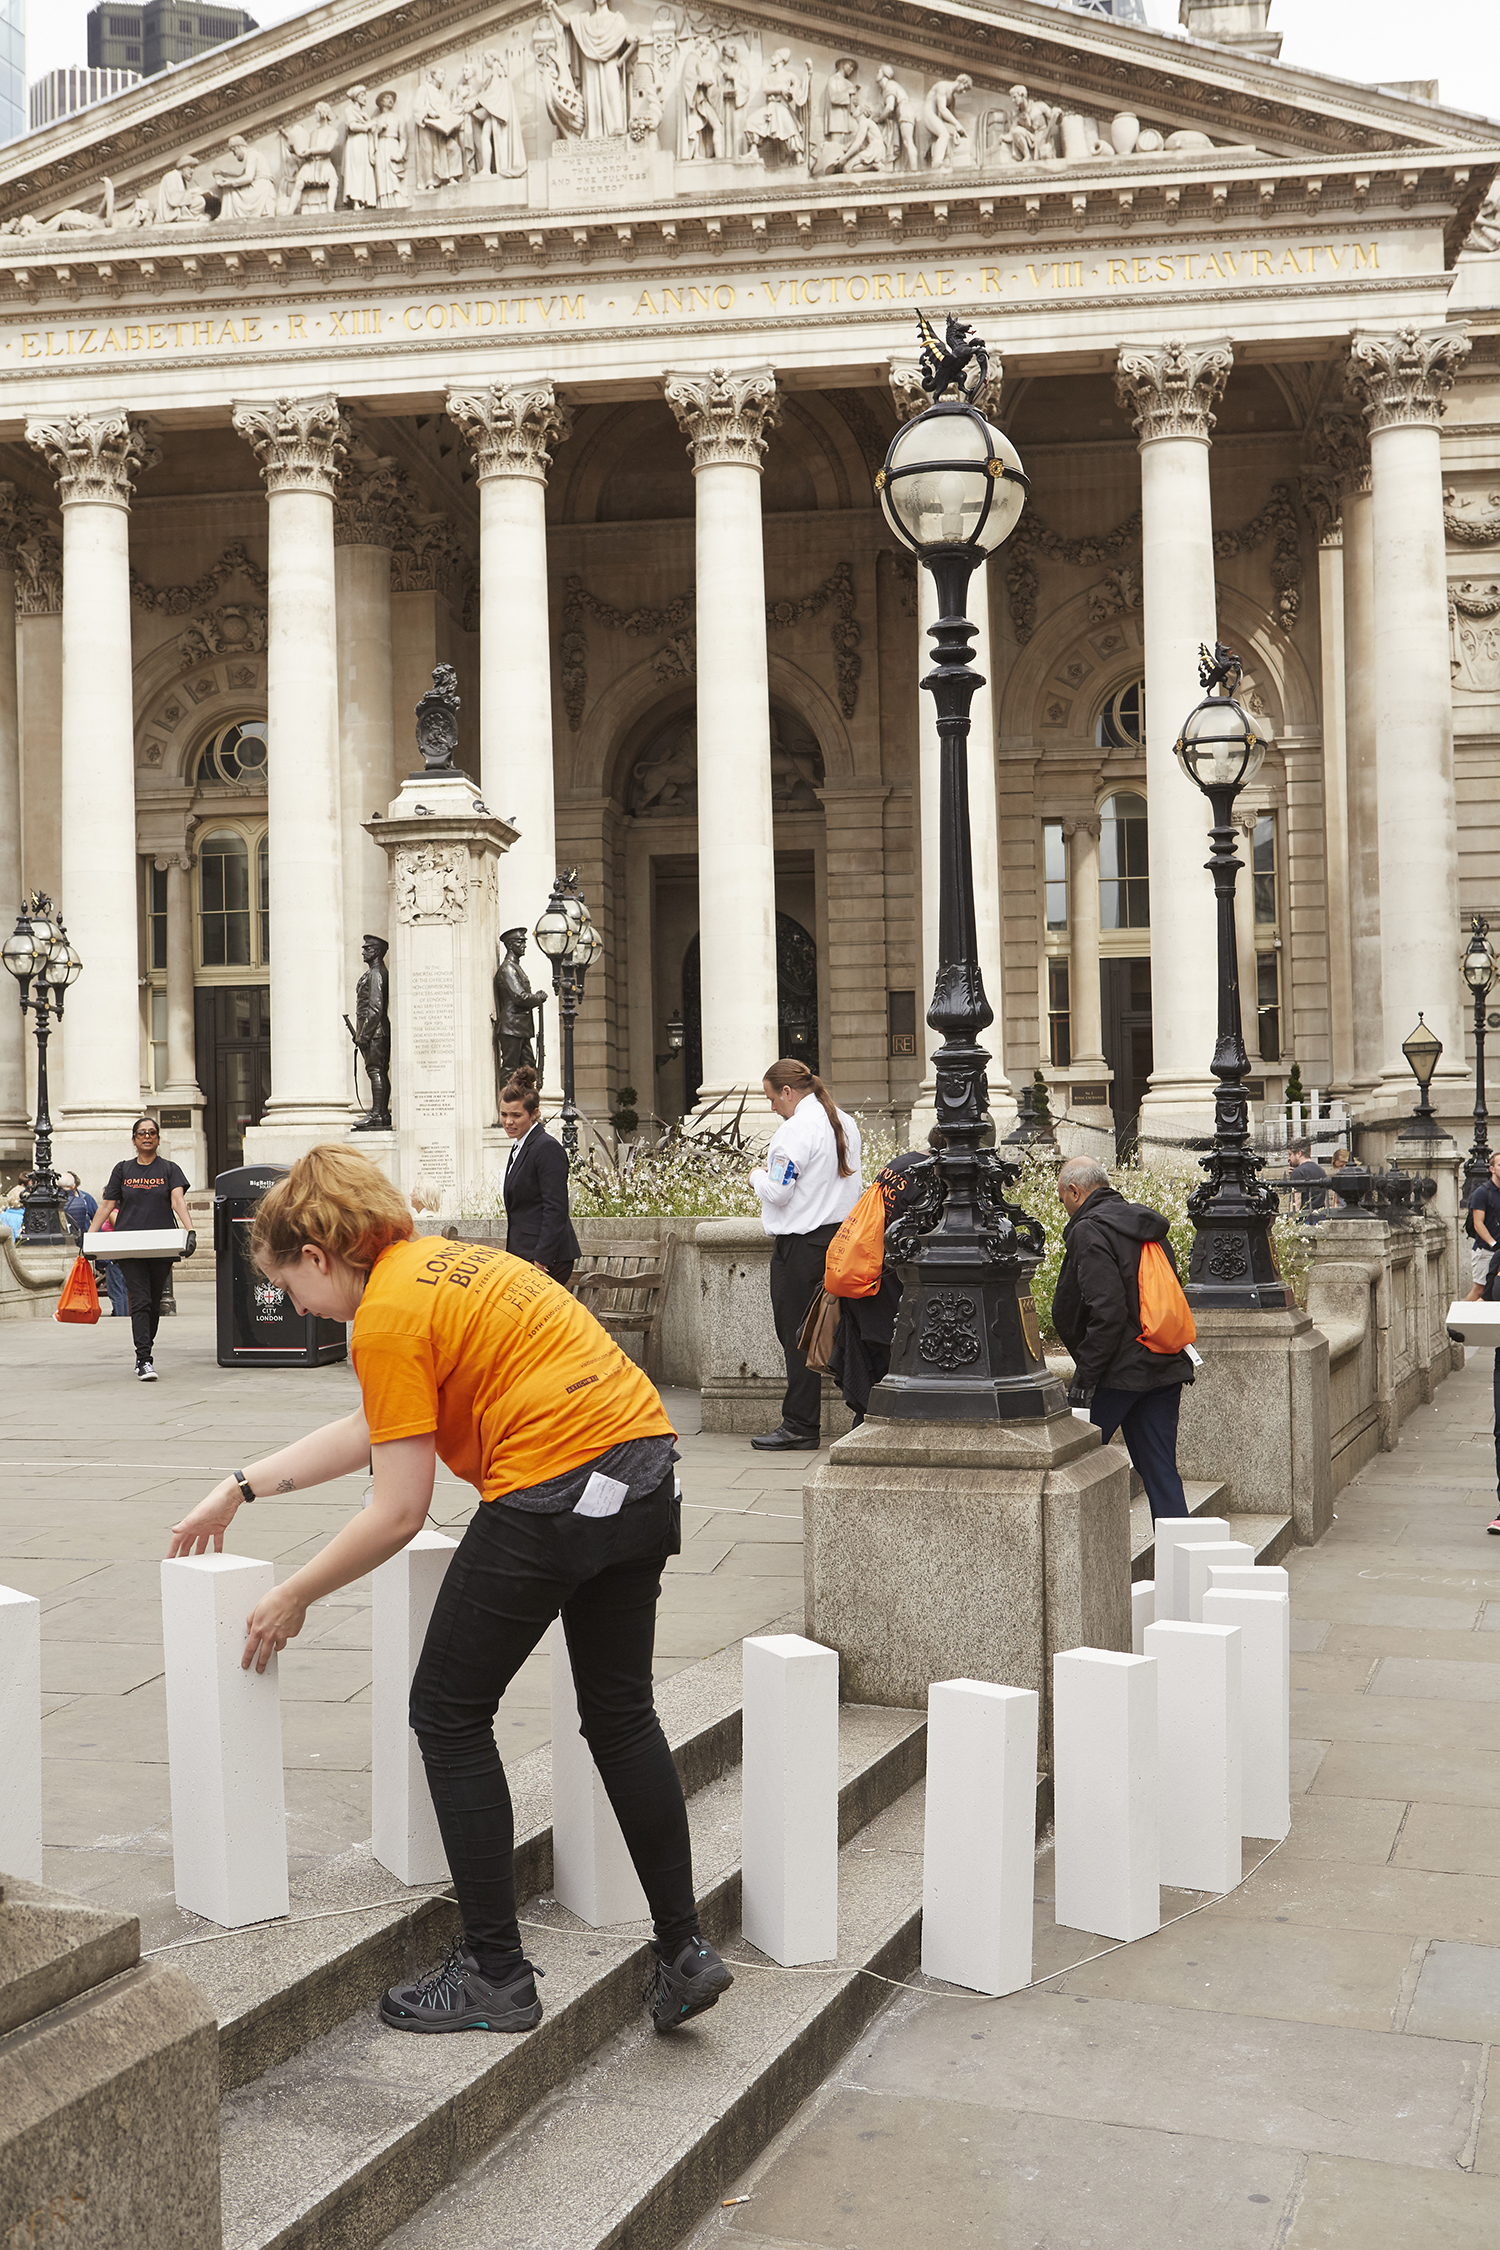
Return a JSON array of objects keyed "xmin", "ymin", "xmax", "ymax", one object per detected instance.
[{"xmin": 502, "ymin": 1125, "xmax": 580, "ymax": 1271}]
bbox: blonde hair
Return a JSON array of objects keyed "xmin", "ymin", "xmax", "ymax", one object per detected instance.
[
  {"xmin": 250, "ymin": 1145, "xmax": 414, "ymax": 1276},
  {"xmin": 762, "ymin": 1056, "xmax": 854, "ymax": 1178}
]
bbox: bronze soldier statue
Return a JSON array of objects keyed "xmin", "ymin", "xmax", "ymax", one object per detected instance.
[
  {"xmin": 493, "ymin": 926, "xmax": 547, "ymax": 1112},
  {"xmin": 346, "ymin": 933, "xmax": 392, "ymax": 1130}
]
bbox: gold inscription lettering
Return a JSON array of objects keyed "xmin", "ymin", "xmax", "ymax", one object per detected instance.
[
  {"xmin": 287, "ymin": 313, "xmax": 308, "ymax": 340},
  {"xmin": 1353, "ymin": 242, "xmax": 1379, "ymax": 268}
]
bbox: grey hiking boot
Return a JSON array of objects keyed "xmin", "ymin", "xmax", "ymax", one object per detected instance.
[
  {"xmin": 380, "ymin": 1940, "xmax": 543, "ymax": 2034},
  {"xmin": 644, "ymin": 1934, "xmax": 734, "ymax": 2032}
]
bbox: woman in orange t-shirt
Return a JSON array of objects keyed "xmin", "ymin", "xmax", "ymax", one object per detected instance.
[{"xmin": 166, "ymin": 1146, "xmax": 732, "ymax": 2038}]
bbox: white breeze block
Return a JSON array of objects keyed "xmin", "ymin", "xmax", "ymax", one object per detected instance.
[
  {"xmin": 922, "ymin": 1680, "xmax": 1038, "ymax": 1997},
  {"xmin": 1203, "ymin": 1588, "xmax": 1291, "ymax": 1841},
  {"xmin": 1131, "ymin": 1581, "xmax": 1155, "ymax": 1657},
  {"xmin": 1152, "ymin": 1518, "xmax": 1230, "ymax": 1622},
  {"xmin": 1184, "ymin": 1542, "xmax": 1255, "ymax": 1623},
  {"xmin": 1444, "ymin": 1300, "xmax": 1500, "ymax": 1347},
  {"xmin": 1208, "ymin": 1564, "xmax": 1289, "ymax": 1601},
  {"xmin": 372, "ymin": 1528, "xmax": 457, "ymax": 1885},
  {"xmin": 1053, "ymin": 1649, "xmax": 1159, "ymax": 1943},
  {"xmin": 549, "ymin": 1619, "xmax": 649, "ymax": 1927},
  {"xmin": 161, "ymin": 1554, "xmax": 288, "ymax": 1928},
  {"xmin": 1144, "ymin": 1620, "xmax": 1242, "ymax": 1895},
  {"xmin": 0, "ymin": 1585, "xmax": 41, "ymax": 1882},
  {"xmin": 742, "ymin": 1632, "xmax": 840, "ymax": 1966}
]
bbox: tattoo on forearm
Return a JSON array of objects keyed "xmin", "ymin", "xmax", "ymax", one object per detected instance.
[{"xmin": 275, "ymin": 1477, "xmax": 295, "ymax": 1494}]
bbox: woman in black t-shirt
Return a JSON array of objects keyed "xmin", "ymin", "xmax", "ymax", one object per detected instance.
[{"xmin": 98, "ymin": 1117, "xmax": 192, "ymax": 1380}]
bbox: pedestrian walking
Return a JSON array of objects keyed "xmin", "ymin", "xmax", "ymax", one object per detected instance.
[
  {"xmin": 97, "ymin": 1117, "xmax": 191, "ymax": 1380},
  {"xmin": 1465, "ymin": 1151, "xmax": 1500, "ymax": 1301},
  {"xmin": 1052, "ymin": 1155, "xmax": 1198, "ymax": 1524},
  {"xmin": 499, "ymin": 1063, "xmax": 580, "ymax": 1284},
  {"xmin": 165, "ymin": 1146, "xmax": 732, "ymax": 2035},
  {"xmin": 750, "ymin": 1057, "xmax": 862, "ymax": 1453}
]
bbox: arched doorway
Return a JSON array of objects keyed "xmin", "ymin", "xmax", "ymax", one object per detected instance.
[{"xmin": 681, "ymin": 913, "xmax": 819, "ymax": 1110}]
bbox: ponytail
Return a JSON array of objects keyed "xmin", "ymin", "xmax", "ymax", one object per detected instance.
[{"xmin": 762, "ymin": 1056, "xmax": 854, "ymax": 1178}]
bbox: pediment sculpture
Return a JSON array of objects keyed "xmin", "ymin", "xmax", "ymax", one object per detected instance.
[
  {"xmin": 628, "ymin": 710, "xmax": 824, "ymax": 818},
  {"xmin": 1, "ymin": 1, "xmax": 1324, "ymax": 241}
]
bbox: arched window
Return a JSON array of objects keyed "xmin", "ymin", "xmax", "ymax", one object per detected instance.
[
  {"xmin": 197, "ymin": 719, "xmax": 268, "ymax": 788},
  {"xmin": 1099, "ymin": 792, "xmax": 1149, "ymax": 930},
  {"xmin": 199, "ymin": 830, "xmax": 252, "ymax": 966},
  {"xmin": 1095, "ymin": 677, "xmax": 1146, "ymax": 753}
]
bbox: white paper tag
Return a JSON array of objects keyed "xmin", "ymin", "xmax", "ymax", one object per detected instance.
[
  {"xmin": 1185, "ymin": 1344, "xmax": 1205, "ymax": 1367},
  {"xmin": 574, "ymin": 1471, "xmax": 629, "ymax": 1519}
]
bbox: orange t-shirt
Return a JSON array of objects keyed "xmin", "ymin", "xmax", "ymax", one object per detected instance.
[{"xmin": 352, "ymin": 1238, "xmax": 674, "ymax": 1501}]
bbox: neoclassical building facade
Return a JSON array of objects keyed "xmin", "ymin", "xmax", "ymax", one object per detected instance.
[{"xmin": 0, "ymin": 0, "xmax": 1496, "ymax": 1196}]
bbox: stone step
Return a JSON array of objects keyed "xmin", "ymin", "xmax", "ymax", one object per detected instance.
[
  {"xmin": 383, "ymin": 1777, "xmax": 930, "ymax": 2250},
  {"xmin": 218, "ymin": 1703, "xmax": 927, "ymax": 2250},
  {"xmin": 1127, "ymin": 1476, "xmax": 1234, "ymax": 1579}
]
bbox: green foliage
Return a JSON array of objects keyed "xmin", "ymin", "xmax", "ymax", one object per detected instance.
[
  {"xmin": 611, "ymin": 1086, "xmax": 641, "ymax": 1134},
  {"xmin": 1283, "ymin": 1060, "xmax": 1305, "ymax": 1120},
  {"xmin": 1031, "ymin": 1067, "xmax": 1054, "ymax": 1133}
]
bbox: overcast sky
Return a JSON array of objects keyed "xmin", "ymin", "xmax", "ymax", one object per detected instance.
[{"xmin": 22, "ymin": 0, "xmax": 1500, "ymax": 128}]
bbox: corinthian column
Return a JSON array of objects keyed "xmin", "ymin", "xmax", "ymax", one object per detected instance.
[
  {"xmin": 25, "ymin": 410, "xmax": 159, "ymax": 1187},
  {"xmin": 334, "ymin": 459, "xmax": 403, "ymax": 1097},
  {"xmin": 231, "ymin": 395, "xmax": 350, "ymax": 1155},
  {"xmin": 1115, "ymin": 338, "xmax": 1233, "ymax": 1142},
  {"xmin": 664, "ymin": 365, "xmax": 780, "ymax": 1111},
  {"xmin": 889, "ymin": 362, "xmax": 1016, "ymax": 1136},
  {"xmin": 0, "ymin": 489, "xmax": 31, "ymax": 1156},
  {"xmin": 1301, "ymin": 446, "xmax": 1355, "ymax": 1092},
  {"xmin": 447, "ymin": 382, "xmax": 571, "ymax": 1099},
  {"xmin": 1346, "ymin": 325, "xmax": 1471, "ymax": 1102}
]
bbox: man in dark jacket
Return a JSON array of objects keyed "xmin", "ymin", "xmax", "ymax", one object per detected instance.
[{"xmin": 1052, "ymin": 1157, "xmax": 1194, "ymax": 1523}]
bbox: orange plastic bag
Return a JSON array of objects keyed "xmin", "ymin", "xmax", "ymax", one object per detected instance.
[
  {"xmin": 55, "ymin": 1254, "xmax": 101, "ymax": 1325},
  {"xmin": 1136, "ymin": 1239, "xmax": 1196, "ymax": 1355},
  {"xmin": 823, "ymin": 1181, "xmax": 888, "ymax": 1299}
]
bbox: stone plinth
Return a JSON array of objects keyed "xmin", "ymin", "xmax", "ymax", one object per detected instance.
[
  {"xmin": 804, "ymin": 1412, "xmax": 1132, "ymax": 1761},
  {"xmin": 695, "ymin": 1218, "xmax": 852, "ymax": 1442},
  {"xmin": 367, "ymin": 770, "xmax": 518, "ymax": 1217},
  {"xmin": 1176, "ymin": 1305, "xmax": 1332, "ymax": 1545},
  {"xmin": 0, "ymin": 1873, "xmax": 221, "ymax": 2248}
]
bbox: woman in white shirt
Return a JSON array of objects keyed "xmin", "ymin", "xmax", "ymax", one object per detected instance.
[{"xmin": 749, "ymin": 1057, "xmax": 863, "ymax": 1451}]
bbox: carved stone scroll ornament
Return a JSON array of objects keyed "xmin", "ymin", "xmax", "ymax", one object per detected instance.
[
  {"xmin": 12, "ymin": 509, "xmax": 62, "ymax": 618},
  {"xmin": 1444, "ymin": 488, "xmax": 1500, "ymax": 548},
  {"xmin": 1345, "ymin": 326, "xmax": 1471, "ymax": 434},
  {"xmin": 1450, "ymin": 581, "xmax": 1500, "ymax": 692},
  {"xmin": 446, "ymin": 382, "xmax": 573, "ymax": 483},
  {"xmin": 1114, "ymin": 339, "xmax": 1234, "ymax": 444},
  {"xmin": 231, "ymin": 395, "xmax": 349, "ymax": 499},
  {"xmin": 25, "ymin": 411, "xmax": 159, "ymax": 506},
  {"xmin": 130, "ymin": 542, "xmax": 267, "ymax": 612},
  {"xmin": 664, "ymin": 366, "xmax": 780, "ymax": 471},
  {"xmin": 396, "ymin": 844, "xmax": 468, "ymax": 925},
  {"xmin": 178, "ymin": 605, "xmax": 268, "ymax": 670},
  {"xmin": 333, "ymin": 458, "xmax": 410, "ymax": 548}
]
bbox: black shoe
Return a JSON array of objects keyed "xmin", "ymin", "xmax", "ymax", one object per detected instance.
[
  {"xmin": 645, "ymin": 1935, "xmax": 734, "ymax": 2033},
  {"xmin": 379, "ymin": 1940, "xmax": 543, "ymax": 2034},
  {"xmin": 750, "ymin": 1426, "xmax": 819, "ymax": 1452}
]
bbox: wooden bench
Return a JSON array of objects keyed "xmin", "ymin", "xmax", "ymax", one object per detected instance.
[{"xmin": 571, "ymin": 1235, "xmax": 680, "ymax": 1381}]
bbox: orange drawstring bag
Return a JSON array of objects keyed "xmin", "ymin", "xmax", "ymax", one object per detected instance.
[
  {"xmin": 823, "ymin": 1181, "xmax": 889, "ymax": 1299},
  {"xmin": 1136, "ymin": 1239, "xmax": 1196, "ymax": 1355},
  {"xmin": 55, "ymin": 1254, "xmax": 102, "ymax": 1325}
]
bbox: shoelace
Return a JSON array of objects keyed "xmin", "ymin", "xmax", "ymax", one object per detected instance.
[{"xmin": 412, "ymin": 1941, "xmax": 469, "ymax": 2010}]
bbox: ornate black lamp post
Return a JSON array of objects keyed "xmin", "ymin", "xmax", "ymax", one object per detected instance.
[
  {"xmin": 1172, "ymin": 646, "xmax": 1290, "ymax": 1309},
  {"xmin": 1, "ymin": 893, "xmax": 82, "ymax": 1245},
  {"xmin": 865, "ymin": 318, "xmax": 1061, "ymax": 1421},
  {"xmin": 1461, "ymin": 919, "xmax": 1495, "ymax": 1193},
  {"xmin": 533, "ymin": 868, "xmax": 600, "ymax": 1161}
]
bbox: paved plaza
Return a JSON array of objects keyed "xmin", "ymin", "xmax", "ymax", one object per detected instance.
[{"xmin": 0, "ymin": 1289, "xmax": 806, "ymax": 1955}]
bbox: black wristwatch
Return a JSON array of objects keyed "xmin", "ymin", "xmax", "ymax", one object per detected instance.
[{"xmin": 232, "ymin": 1469, "xmax": 257, "ymax": 1505}]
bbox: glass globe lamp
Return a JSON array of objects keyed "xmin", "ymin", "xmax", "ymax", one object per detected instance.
[
  {"xmin": 1173, "ymin": 694, "xmax": 1269, "ymax": 797},
  {"xmin": 876, "ymin": 402, "xmax": 1028, "ymax": 557}
]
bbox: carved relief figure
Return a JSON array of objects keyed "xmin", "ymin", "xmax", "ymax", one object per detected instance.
[
  {"xmin": 284, "ymin": 104, "xmax": 340, "ymax": 213},
  {"xmin": 924, "ymin": 73, "xmax": 973, "ymax": 167},
  {"xmin": 373, "ymin": 91, "xmax": 409, "ymax": 207},
  {"xmin": 157, "ymin": 155, "xmax": 208, "ymax": 225},
  {"xmin": 745, "ymin": 47, "xmax": 812, "ymax": 168},
  {"xmin": 721, "ymin": 43, "xmax": 750, "ymax": 160},
  {"xmin": 413, "ymin": 68, "xmax": 464, "ymax": 190},
  {"xmin": 679, "ymin": 38, "xmax": 725, "ymax": 161},
  {"xmin": 822, "ymin": 73, "xmax": 887, "ymax": 176},
  {"xmin": 629, "ymin": 58, "xmax": 664, "ymax": 144},
  {"xmin": 472, "ymin": 53, "xmax": 527, "ymax": 177},
  {"xmin": 628, "ymin": 724, "xmax": 697, "ymax": 816},
  {"xmin": 822, "ymin": 57, "xmax": 860, "ymax": 163},
  {"xmin": 1467, "ymin": 189, "xmax": 1500, "ymax": 256},
  {"xmin": 1002, "ymin": 85, "xmax": 1062, "ymax": 165},
  {"xmin": 875, "ymin": 66, "xmax": 920, "ymax": 172},
  {"xmin": 397, "ymin": 846, "xmax": 468, "ymax": 924},
  {"xmin": 341, "ymin": 86, "xmax": 378, "ymax": 208},
  {"xmin": 545, "ymin": 0, "xmax": 638, "ymax": 139},
  {"xmin": 536, "ymin": 26, "xmax": 586, "ymax": 138},
  {"xmin": 212, "ymin": 135, "xmax": 278, "ymax": 220}
]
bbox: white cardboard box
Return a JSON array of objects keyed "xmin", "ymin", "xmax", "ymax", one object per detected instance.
[{"xmin": 83, "ymin": 1228, "xmax": 190, "ymax": 1261}]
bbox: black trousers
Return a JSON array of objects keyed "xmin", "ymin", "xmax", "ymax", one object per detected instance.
[
  {"xmin": 408, "ymin": 1470, "xmax": 697, "ymax": 1974},
  {"xmin": 123, "ymin": 1259, "xmax": 171, "ymax": 1363},
  {"xmin": 768, "ymin": 1224, "xmax": 839, "ymax": 1437},
  {"xmin": 1090, "ymin": 1382, "xmax": 1190, "ymax": 1524}
]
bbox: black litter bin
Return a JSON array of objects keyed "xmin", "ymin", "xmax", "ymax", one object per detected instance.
[{"xmin": 213, "ymin": 1163, "xmax": 347, "ymax": 1369}]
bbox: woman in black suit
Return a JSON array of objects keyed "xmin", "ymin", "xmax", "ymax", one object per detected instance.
[{"xmin": 498, "ymin": 1065, "xmax": 580, "ymax": 1284}]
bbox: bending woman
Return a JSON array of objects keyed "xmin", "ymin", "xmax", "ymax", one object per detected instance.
[{"xmin": 166, "ymin": 1147, "xmax": 730, "ymax": 2037}]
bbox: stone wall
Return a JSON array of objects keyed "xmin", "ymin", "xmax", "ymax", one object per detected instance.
[{"xmin": 1305, "ymin": 1212, "xmax": 1457, "ymax": 1495}]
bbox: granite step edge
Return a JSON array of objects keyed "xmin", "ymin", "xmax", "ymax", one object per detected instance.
[
  {"xmin": 1129, "ymin": 1478, "xmax": 1232, "ymax": 1578},
  {"xmin": 219, "ymin": 1710, "xmax": 927, "ymax": 2250}
]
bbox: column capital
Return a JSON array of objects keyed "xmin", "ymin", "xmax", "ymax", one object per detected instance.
[
  {"xmin": 887, "ymin": 359, "xmax": 1004, "ymax": 425},
  {"xmin": 153, "ymin": 852, "xmax": 192, "ymax": 872},
  {"xmin": 1114, "ymin": 338, "xmax": 1233, "ymax": 444},
  {"xmin": 1346, "ymin": 325, "xmax": 1471, "ymax": 434},
  {"xmin": 1307, "ymin": 401, "xmax": 1370, "ymax": 504},
  {"xmin": 446, "ymin": 382, "xmax": 572, "ymax": 482},
  {"xmin": 231, "ymin": 394, "xmax": 349, "ymax": 497},
  {"xmin": 333, "ymin": 457, "xmax": 408, "ymax": 547},
  {"xmin": 664, "ymin": 365, "xmax": 779, "ymax": 471},
  {"xmin": 25, "ymin": 410, "xmax": 159, "ymax": 507},
  {"xmin": 1061, "ymin": 813, "xmax": 1101, "ymax": 841}
]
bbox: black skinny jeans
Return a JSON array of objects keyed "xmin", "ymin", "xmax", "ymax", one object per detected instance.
[
  {"xmin": 768, "ymin": 1224, "xmax": 839, "ymax": 1436},
  {"xmin": 123, "ymin": 1258, "xmax": 171, "ymax": 1363},
  {"xmin": 408, "ymin": 1470, "xmax": 698, "ymax": 1975}
]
